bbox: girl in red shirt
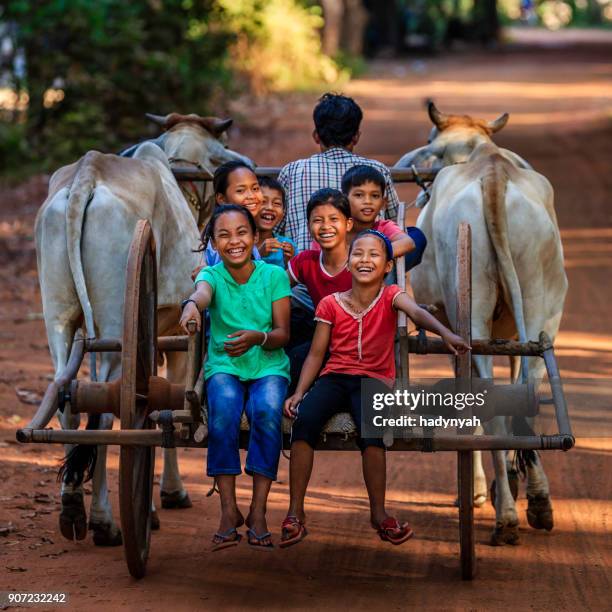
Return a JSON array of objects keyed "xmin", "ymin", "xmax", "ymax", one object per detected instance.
[{"xmin": 280, "ymin": 229, "xmax": 470, "ymax": 548}]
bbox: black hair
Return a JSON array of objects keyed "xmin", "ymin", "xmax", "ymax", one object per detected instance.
[
  {"xmin": 306, "ymin": 188, "xmax": 351, "ymax": 222},
  {"xmin": 258, "ymin": 176, "xmax": 286, "ymax": 208},
  {"xmin": 313, "ymin": 93, "xmax": 363, "ymax": 148},
  {"xmin": 349, "ymin": 229, "xmax": 394, "ymax": 262},
  {"xmin": 213, "ymin": 160, "xmax": 256, "ymax": 197},
  {"xmin": 199, "ymin": 204, "xmax": 257, "ymax": 251},
  {"xmin": 341, "ymin": 164, "xmax": 386, "ymax": 196}
]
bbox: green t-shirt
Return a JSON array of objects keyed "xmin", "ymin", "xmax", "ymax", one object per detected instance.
[{"xmin": 195, "ymin": 260, "xmax": 291, "ymax": 382}]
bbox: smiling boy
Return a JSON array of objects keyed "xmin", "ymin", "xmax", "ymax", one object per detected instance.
[
  {"xmin": 255, "ymin": 177, "xmax": 298, "ymax": 268},
  {"xmin": 308, "ymin": 165, "xmax": 427, "ymax": 269}
]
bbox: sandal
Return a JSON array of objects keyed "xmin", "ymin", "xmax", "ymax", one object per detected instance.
[
  {"xmin": 211, "ymin": 527, "xmax": 242, "ymax": 552},
  {"xmin": 247, "ymin": 528, "xmax": 274, "ymax": 550},
  {"xmin": 279, "ymin": 515, "xmax": 307, "ymax": 549},
  {"xmin": 373, "ymin": 517, "xmax": 414, "ymax": 545}
]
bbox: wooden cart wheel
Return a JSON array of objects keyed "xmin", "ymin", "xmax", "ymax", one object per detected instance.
[
  {"xmin": 455, "ymin": 222, "xmax": 476, "ymax": 580},
  {"xmin": 119, "ymin": 220, "xmax": 157, "ymax": 579}
]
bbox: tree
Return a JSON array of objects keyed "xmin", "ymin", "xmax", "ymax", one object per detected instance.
[{"xmin": 1, "ymin": 0, "xmax": 230, "ymax": 168}]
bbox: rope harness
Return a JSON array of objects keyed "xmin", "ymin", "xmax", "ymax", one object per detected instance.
[{"xmin": 168, "ymin": 157, "xmax": 210, "ymax": 227}]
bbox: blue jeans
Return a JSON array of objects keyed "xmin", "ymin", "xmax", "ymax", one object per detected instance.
[{"xmin": 206, "ymin": 373, "xmax": 287, "ymax": 481}]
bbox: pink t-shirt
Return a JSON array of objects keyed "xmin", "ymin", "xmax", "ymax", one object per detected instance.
[
  {"xmin": 287, "ymin": 250, "xmax": 352, "ymax": 308},
  {"xmin": 315, "ymin": 284, "xmax": 403, "ymax": 382},
  {"xmin": 309, "ymin": 219, "xmax": 403, "ymax": 251}
]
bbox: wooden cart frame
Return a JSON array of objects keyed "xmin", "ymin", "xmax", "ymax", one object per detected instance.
[{"xmin": 16, "ymin": 167, "xmax": 573, "ymax": 580}]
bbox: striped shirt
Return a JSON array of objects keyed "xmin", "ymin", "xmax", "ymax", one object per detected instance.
[{"xmin": 277, "ymin": 147, "xmax": 400, "ymax": 251}]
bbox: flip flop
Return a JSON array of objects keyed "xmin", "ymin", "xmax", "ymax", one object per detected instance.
[
  {"xmin": 374, "ymin": 517, "xmax": 414, "ymax": 545},
  {"xmin": 211, "ymin": 527, "xmax": 242, "ymax": 552},
  {"xmin": 247, "ymin": 527, "xmax": 274, "ymax": 550},
  {"xmin": 279, "ymin": 515, "xmax": 307, "ymax": 549}
]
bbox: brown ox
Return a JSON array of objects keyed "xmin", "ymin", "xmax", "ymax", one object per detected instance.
[{"xmin": 395, "ymin": 102, "xmax": 567, "ymax": 545}]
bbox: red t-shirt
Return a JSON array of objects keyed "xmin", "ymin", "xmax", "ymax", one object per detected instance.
[
  {"xmin": 315, "ymin": 284, "xmax": 403, "ymax": 382},
  {"xmin": 309, "ymin": 219, "xmax": 404, "ymax": 251},
  {"xmin": 288, "ymin": 250, "xmax": 352, "ymax": 307}
]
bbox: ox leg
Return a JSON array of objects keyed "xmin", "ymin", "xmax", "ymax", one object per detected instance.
[
  {"xmin": 160, "ymin": 351, "xmax": 192, "ymax": 509},
  {"xmin": 87, "ymin": 357, "xmax": 122, "ymax": 546},
  {"xmin": 88, "ymin": 413, "xmax": 122, "ymax": 546},
  {"xmin": 38, "ymin": 190, "xmax": 97, "ymax": 541},
  {"xmin": 160, "ymin": 448, "xmax": 192, "ymax": 509},
  {"xmin": 520, "ymin": 316, "xmax": 559, "ymax": 532},
  {"xmin": 525, "ymin": 450, "xmax": 553, "ymax": 531},
  {"xmin": 46, "ymin": 318, "xmax": 89, "ymax": 542},
  {"xmin": 489, "ymin": 423, "xmax": 520, "ymax": 546},
  {"xmin": 472, "ymin": 442, "xmax": 487, "ymax": 508},
  {"xmin": 57, "ymin": 406, "xmax": 88, "ymax": 541}
]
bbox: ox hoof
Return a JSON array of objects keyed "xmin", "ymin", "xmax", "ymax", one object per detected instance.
[
  {"xmin": 489, "ymin": 472, "xmax": 519, "ymax": 508},
  {"xmin": 160, "ymin": 490, "xmax": 192, "ymax": 509},
  {"xmin": 151, "ymin": 509, "xmax": 161, "ymax": 531},
  {"xmin": 59, "ymin": 492, "xmax": 87, "ymax": 541},
  {"xmin": 490, "ymin": 520, "xmax": 520, "ymax": 546},
  {"xmin": 89, "ymin": 521, "xmax": 123, "ymax": 547},
  {"xmin": 527, "ymin": 494, "xmax": 554, "ymax": 531},
  {"xmin": 474, "ymin": 494, "xmax": 487, "ymax": 508}
]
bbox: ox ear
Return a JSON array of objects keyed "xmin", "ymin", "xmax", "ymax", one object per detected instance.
[
  {"xmin": 394, "ymin": 145, "xmax": 438, "ymax": 169},
  {"xmin": 488, "ymin": 112, "xmax": 509, "ymax": 133},
  {"xmin": 145, "ymin": 113, "xmax": 170, "ymax": 128},
  {"xmin": 198, "ymin": 117, "xmax": 233, "ymax": 138},
  {"xmin": 427, "ymin": 101, "xmax": 448, "ymax": 130}
]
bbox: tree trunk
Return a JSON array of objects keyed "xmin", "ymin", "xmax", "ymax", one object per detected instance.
[
  {"xmin": 472, "ymin": 0, "xmax": 499, "ymax": 45},
  {"xmin": 343, "ymin": 0, "xmax": 369, "ymax": 56},
  {"xmin": 321, "ymin": 0, "xmax": 344, "ymax": 56}
]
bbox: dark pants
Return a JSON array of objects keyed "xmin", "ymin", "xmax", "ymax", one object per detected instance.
[{"xmin": 290, "ymin": 373, "xmax": 385, "ymax": 451}]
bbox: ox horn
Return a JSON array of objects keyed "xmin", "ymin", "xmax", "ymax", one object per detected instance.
[
  {"xmin": 145, "ymin": 113, "xmax": 170, "ymax": 127},
  {"xmin": 198, "ymin": 117, "xmax": 233, "ymax": 137},
  {"xmin": 427, "ymin": 101, "xmax": 448, "ymax": 129},
  {"xmin": 394, "ymin": 145, "xmax": 437, "ymax": 169},
  {"xmin": 487, "ymin": 112, "xmax": 509, "ymax": 133}
]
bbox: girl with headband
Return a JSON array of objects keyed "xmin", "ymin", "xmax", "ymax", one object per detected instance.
[{"xmin": 280, "ymin": 229, "xmax": 470, "ymax": 548}]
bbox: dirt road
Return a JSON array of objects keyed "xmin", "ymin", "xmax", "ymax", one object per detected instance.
[{"xmin": 1, "ymin": 32, "xmax": 611, "ymax": 610}]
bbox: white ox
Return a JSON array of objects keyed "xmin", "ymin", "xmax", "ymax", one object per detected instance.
[
  {"xmin": 36, "ymin": 115, "xmax": 249, "ymax": 545},
  {"xmin": 396, "ymin": 103, "xmax": 568, "ymax": 545}
]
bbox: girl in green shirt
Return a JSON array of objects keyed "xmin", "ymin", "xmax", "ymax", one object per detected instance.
[{"xmin": 181, "ymin": 205, "xmax": 291, "ymax": 550}]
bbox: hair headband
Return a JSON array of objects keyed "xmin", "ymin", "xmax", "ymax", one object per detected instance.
[{"xmin": 356, "ymin": 229, "xmax": 394, "ymax": 261}]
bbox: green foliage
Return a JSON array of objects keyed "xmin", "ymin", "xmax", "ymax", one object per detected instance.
[
  {"xmin": 1, "ymin": 0, "xmax": 232, "ymax": 171},
  {"xmin": 217, "ymin": 0, "xmax": 348, "ymax": 94},
  {"xmin": 0, "ymin": 0, "xmax": 349, "ymax": 174}
]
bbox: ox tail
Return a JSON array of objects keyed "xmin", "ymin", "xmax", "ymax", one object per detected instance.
[
  {"xmin": 480, "ymin": 154, "xmax": 529, "ymax": 383},
  {"xmin": 61, "ymin": 151, "xmax": 102, "ymax": 486}
]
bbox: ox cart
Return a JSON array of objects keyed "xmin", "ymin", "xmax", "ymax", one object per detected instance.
[{"xmin": 16, "ymin": 167, "xmax": 574, "ymax": 581}]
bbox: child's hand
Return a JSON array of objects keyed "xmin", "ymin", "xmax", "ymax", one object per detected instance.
[
  {"xmin": 284, "ymin": 393, "xmax": 303, "ymax": 419},
  {"xmin": 224, "ymin": 329, "xmax": 262, "ymax": 357},
  {"xmin": 258, "ymin": 238, "xmax": 282, "ymax": 258},
  {"xmin": 180, "ymin": 303, "xmax": 201, "ymax": 334},
  {"xmin": 441, "ymin": 330, "xmax": 471, "ymax": 355},
  {"xmin": 281, "ymin": 241, "xmax": 295, "ymax": 261},
  {"xmin": 191, "ymin": 264, "xmax": 205, "ymax": 282}
]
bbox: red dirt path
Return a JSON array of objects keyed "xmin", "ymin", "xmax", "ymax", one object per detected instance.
[{"xmin": 1, "ymin": 32, "xmax": 611, "ymax": 610}]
